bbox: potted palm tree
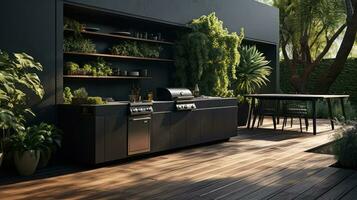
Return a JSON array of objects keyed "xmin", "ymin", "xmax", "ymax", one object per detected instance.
[
  {"xmin": 233, "ymin": 45, "xmax": 272, "ymax": 126},
  {"xmin": 9, "ymin": 128, "xmax": 45, "ymax": 176}
]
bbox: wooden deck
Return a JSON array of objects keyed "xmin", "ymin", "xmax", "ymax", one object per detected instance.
[{"xmin": 1, "ymin": 119, "xmax": 357, "ymax": 200}]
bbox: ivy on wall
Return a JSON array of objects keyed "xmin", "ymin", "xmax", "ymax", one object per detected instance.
[
  {"xmin": 175, "ymin": 13, "xmax": 244, "ymax": 97},
  {"xmin": 280, "ymin": 58, "xmax": 357, "ymax": 107}
]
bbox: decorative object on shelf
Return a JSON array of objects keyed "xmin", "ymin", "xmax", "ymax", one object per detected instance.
[
  {"xmin": 63, "ymin": 87, "xmax": 73, "ymax": 104},
  {"xmin": 64, "ymin": 17, "xmax": 85, "ymax": 37},
  {"xmin": 147, "ymin": 91, "xmax": 154, "ymax": 102},
  {"xmin": 63, "ymin": 36, "xmax": 96, "ymax": 53},
  {"xmin": 121, "ymin": 70, "xmax": 128, "ymax": 76},
  {"xmin": 109, "ymin": 41, "xmax": 162, "ymax": 58},
  {"xmin": 111, "ymin": 31, "xmax": 131, "ymax": 36},
  {"xmin": 70, "ymin": 87, "xmax": 106, "ymax": 105},
  {"xmin": 65, "ymin": 61, "xmax": 79, "ymax": 75},
  {"xmin": 112, "ymin": 68, "xmax": 120, "ymax": 76},
  {"xmin": 92, "ymin": 58, "xmax": 112, "ymax": 76},
  {"xmin": 72, "ymin": 87, "xmax": 89, "ymax": 104},
  {"xmin": 130, "ymin": 85, "xmax": 141, "ymax": 102},
  {"xmin": 175, "ymin": 12, "xmax": 244, "ymax": 97},
  {"xmin": 140, "ymin": 69, "xmax": 148, "ymax": 77},
  {"xmin": 128, "ymin": 71, "xmax": 140, "ymax": 77},
  {"xmin": 83, "ymin": 27, "xmax": 100, "ymax": 32},
  {"xmin": 83, "ymin": 64, "xmax": 94, "ymax": 75}
]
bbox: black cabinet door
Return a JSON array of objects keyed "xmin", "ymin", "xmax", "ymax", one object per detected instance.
[
  {"xmin": 200, "ymin": 109, "xmax": 214, "ymax": 143},
  {"xmin": 104, "ymin": 109, "xmax": 127, "ymax": 161},
  {"xmin": 170, "ymin": 112, "xmax": 188, "ymax": 149},
  {"xmin": 186, "ymin": 111, "xmax": 201, "ymax": 146},
  {"xmin": 151, "ymin": 113, "xmax": 171, "ymax": 152},
  {"xmin": 213, "ymin": 107, "xmax": 238, "ymax": 140}
]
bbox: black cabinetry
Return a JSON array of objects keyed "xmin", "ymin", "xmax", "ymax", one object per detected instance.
[
  {"xmin": 58, "ymin": 104, "xmax": 127, "ymax": 165},
  {"xmin": 151, "ymin": 113, "xmax": 171, "ymax": 152}
]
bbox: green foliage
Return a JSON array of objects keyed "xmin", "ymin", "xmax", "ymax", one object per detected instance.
[
  {"xmin": 63, "ymin": 36, "xmax": 96, "ymax": 53},
  {"xmin": 87, "ymin": 97, "xmax": 105, "ymax": 105},
  {"xmin": 63, "ymin": 87, "xmax": 73, "ymax": 104},
  {"xmin": 63, "ymin": 17, "xmax": 84, "ymax": 37},
  {"xmin": 65, "ymin": 61, "xmax": 79, "ymax": 74},
  {"xmin": 175, "ymin": 12, "xmax": 244, "ymax": 97},
  {"xmin": 232, "ymin": 45, "xmax": 272, "ymax": 95},
  {"xmin": 332, "ymin": 123, "xmax": 357, "ymax": 169},
  {"xmin": 83, "ymin": 64, "xmax": 93, "ymax": 75},
  {"xmin": 26, "ymin": 123, "xmax": 62, "ymax": 154},
  {"xmin": 92, "ymin": 58, "xmax": 112, "ymax": 76},
  {"xmin": 73, "ymin": 87, "xmax": 88, "ymax": 99},
  {"xmin": 9, "ymin": 128, "xmax": 44, "ymax": 152},
  {"xmin": 110, "ymin": 41, "xmax": 162, "ymax": 58},
  {"xmin": 0, "ymin": 51, "xmax": 44, "ymax": 149},
  {"xmin": 280, "ymin": 59, "xmax": 357, "ymax": 109}
]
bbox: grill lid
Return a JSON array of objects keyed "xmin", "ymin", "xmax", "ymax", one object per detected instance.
[{"xmin": 156, "ymin": 88, "xmax": 194, "ymax": 101}]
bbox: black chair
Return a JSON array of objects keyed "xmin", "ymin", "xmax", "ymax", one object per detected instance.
[
  {"xmin": 281, "ymin": 101, "xmax": 309, "ymax": 132},
  {"xmin": 252, "ymin": 100, "xmax": 279, "ymax": 130}
]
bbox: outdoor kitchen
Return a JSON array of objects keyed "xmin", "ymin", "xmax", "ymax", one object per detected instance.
[{"xmin": 57, "ymin": 3, "xmax": 239, "ymax": 164}]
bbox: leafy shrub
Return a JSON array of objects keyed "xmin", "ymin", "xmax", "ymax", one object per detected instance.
[
  {"xmin": 65, "ymin": 61, "xmax": 79, "ymax": 75},
  {"xmin": 63, "ymin": 87, "xmax": 73, "ymax": 104},
  {"xmin": 63, "ymin": 17, "xmax": 84, "ymax": 37},
  {"xmin": 175, "ymin": 12, "xmax": 244, "ymax": 97},
  {"xmin": 110, "ymin": 41, "xmax": 162, "ymax": 58},
  {"xmin": 83, "ymin": 64, "xmax": 93, "ymax": 75},
  {"xmin": 333, "ymin": 123, "xmax": 357, "ymax": 169},
  {"xmin": 63, "ymin": 36, "xmax": 96, "ymax": 53},
  {"xmin": 87, "ymin": 97, "xmax": 105, "ymax": 105},
  {"xmin": 92, "ymin": 58, "xmax": 112, "ymax": 76},
  {"xmin": 73, "ymin": 87, "xmax": 88, "ymax": 99}
]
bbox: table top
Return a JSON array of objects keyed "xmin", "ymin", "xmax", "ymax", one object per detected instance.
[{"xmin": 244, "ymin": 94, "xmax": 349, "ymax": 100}]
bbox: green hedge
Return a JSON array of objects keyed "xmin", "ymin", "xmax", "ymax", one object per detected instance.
[{"xmin": 280, "ymin": 58, "xmax": 357, "ymax": 107}]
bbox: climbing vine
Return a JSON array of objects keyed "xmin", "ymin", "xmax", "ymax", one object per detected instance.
[{"xmin": 175, "ymin": 12, "xmax": 244, "ymax": 97}]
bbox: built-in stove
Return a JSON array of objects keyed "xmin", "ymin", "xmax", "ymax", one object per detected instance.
[{"xmin": 156, "ymin": 88, "xmax": 197, "ymax": 111}]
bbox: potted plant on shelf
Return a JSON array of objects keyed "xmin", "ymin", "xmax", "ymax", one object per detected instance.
[
  {"xmin": 9, "ymin": 129, "xmax": 44, "ymax": 176},
  {"xmin": 232, "ymin": 45, "xmax": 272, "ymax": 126},
  {"xmin": 72, "ymin": 87, "xmax": 89, "ymax": 104},
  {"xmin": 27, "ymin": 123, "xmax": 62, "ymax": 169}
]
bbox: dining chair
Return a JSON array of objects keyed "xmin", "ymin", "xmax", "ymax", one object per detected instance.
[{"xmin": 281, "ymin": 101, "xmax": 309, "ymax": 132}]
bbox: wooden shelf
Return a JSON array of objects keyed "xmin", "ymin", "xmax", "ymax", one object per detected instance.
[
  {"xmin": 64, "ymin": 29, "xmax": 175, "ymax": 45},
  {"xmin": 63, "ymin": 52, "xmax": 174, "ymax": 62},
  {"xmin": 63, "ymin": 75, "xmax": 152, "ymax": 80}
]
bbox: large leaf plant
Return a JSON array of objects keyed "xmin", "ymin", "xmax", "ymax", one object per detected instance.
[
  {"xmin": 232, "ymin": 45, "xmax": 272, "ymax": 95},
  {"xmin": 0, "ymin": 50, "xmax": 44, "ymax": 153}
]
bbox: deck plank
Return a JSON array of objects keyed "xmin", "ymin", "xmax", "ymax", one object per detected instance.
[{"xmin": 0, "ymin": 119, "xmax": 355, "ymax": 200}]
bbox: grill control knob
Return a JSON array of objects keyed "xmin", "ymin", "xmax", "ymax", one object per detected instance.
[
  {"xmin": 132, "ymin": 108, "xmax": 138, "ymax": 112},
  {"xmin": 184, "ymin": 105, "xmax": 188, "ymax": 109},
  {"xmin": 191, "ymin": 105, "xmax": 195, "ymax": 109}
]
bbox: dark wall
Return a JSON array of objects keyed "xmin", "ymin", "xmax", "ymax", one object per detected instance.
[
  {"xmin": 65, "ymin": 0, "xmax": 280, "ymax": 44},
  {"xmin": 0, "ymin": 0, "xmax": 279, "ymax": 124},
  {"xmin": 0, "ymin": 0, "xmax": 57, "ymax": 124}
]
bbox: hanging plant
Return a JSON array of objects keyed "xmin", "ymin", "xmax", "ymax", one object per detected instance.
[{"xmin": 175, "ymin": 12, "xmax": 244, "ymax": 97}]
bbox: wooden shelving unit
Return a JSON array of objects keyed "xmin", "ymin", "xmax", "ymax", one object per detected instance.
[
  {"xmin": 63, "ymin": 52, "xmax": 174, "ymax": 62},
  {"xmin": 64, "ymin": 29, "xmax": 175, "ymax": 45},
  {"xmin": 63, "ymin": 75, "xmax": 152, "ymax": 80}
]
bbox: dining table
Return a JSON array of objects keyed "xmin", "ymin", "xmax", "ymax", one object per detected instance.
[{"xmin": 244, "ymin": 94, "xmax": 350, "ymax": 135}]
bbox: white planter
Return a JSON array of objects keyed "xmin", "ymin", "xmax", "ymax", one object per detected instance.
[{"xmin": 14, "ymin": 150, "xmax": 40, "ymax": 176}]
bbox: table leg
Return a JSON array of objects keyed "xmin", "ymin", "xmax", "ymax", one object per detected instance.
[
  {"xmin": 247, "ymin": 98, "xmax": 256, "ymax": 128},
  {"xmin": 340, "ymin": 98, "xmax": 346, "ymax": 120},
  {"xmin": 276, "ymin": 100, "xmax": 280, "ymax": 124},
  {"xmin": 327, "ymin": 99, "xmax": 334, "ymax": 130},
  {"xmin": 312, "ymin": 100, "xmax": 317, "ymax": 135}
]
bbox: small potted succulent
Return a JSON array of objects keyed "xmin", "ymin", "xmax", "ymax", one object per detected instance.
[
  {"xmin": 9, "ymin": 129, "xmax": 45, "ymax": 176},
  {"xmin": 72, "ymin": 87, "xmax": 89, "ymax": 104},
  {"xmin": 65, "ymin": 61, "xmax": 80, "ymax": 75},
  {"xmin": 27, "ymin": 123, "xmax": 62, "ymax": 169}
]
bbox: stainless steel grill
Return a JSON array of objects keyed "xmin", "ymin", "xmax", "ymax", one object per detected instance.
[{"xmin": 156, "ymin": 88, "xmax": 196, "ymax": 111}]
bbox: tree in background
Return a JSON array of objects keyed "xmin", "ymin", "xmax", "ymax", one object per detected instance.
[
  {"xmin": 316, "ymin": 0, "xmax": 357, "ymax": 93},
  {"xmin": 274, "ymin": 0, "xmax": 347, "ymax": 93}
]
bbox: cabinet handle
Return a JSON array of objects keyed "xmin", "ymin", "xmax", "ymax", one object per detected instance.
[{"xmin": 130, "ymin": 117, "xmax": 151, "ymax": 121}]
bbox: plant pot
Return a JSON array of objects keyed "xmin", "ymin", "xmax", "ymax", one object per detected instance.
[
  {"xmin": 14, "ymin": 150, "xmax": 40, "ymax": 176},
  {"xmin": 238, "ymin": 101, "xmax": 250, "ymax": 126},
  {"xmin": 72, "ymin": 97, "xmax": 88, "ymax": 105},
  {"xmin": 37, "ymin": 149, "xmax": 52, "ymax": 169}
]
